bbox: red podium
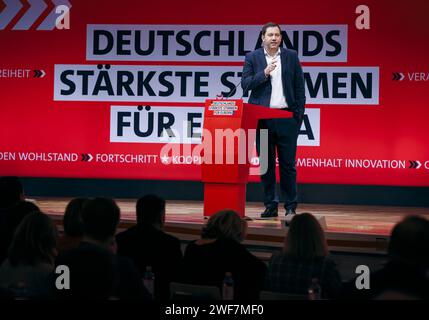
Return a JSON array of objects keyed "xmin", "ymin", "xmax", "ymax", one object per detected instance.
[{"xmin": 201, "ymin": 99, "xmax": 292, "ymax": 218}]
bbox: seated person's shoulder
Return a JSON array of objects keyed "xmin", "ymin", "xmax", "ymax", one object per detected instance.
[
  {"xmin": 159, "ymin": 229, "xmax": 181, "ymax": 244},
  {"xmin": 114, "ymin": 254, "xmax": 138, "ymax": 272},
  {"xmin": 322, "ymin": 256, "xmax": 339, "ymax": 268},
  {"xmin": 56, "ymin": 242, "xmax": 112, "ymax": 264},
  {"xmin": 269, "ymin": 251, "xmax": 286, "ymax": 263},
  {"xmin": 115, "ymin": 225, "xmax": 139, "ymax": 241}
]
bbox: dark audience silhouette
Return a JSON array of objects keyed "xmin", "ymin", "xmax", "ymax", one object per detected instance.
[
  {"xmin": 343, "ymin": 215, "xmax": 429, "ymax": 299},
  {"xmin": 0, "ymin": 176, "xmax": 29, "ymax": 265},
  {"xmin": 57, "ymin": 197, "xmax": 87, "ymax": 252},
  {"xmin": 265, "ymin": 212, "xmax": 342, "ymax": 299},
  {"xmin": 0, "ymin": 201, "xmax": 40, "ymax": 265},
  {"xmin": 182, "ymin": 209, "xmax": 267, "ymax": 300},
  {"xmin": 0, "ymin": 176, "xmax": 25, "ymax": 209},
  {"xmin": 1, "ymin": 176, "xmax": 428, "ymax": 301},
  {"xmin": 0, "ymin": 211, "xmax": 58, "ymax": 299},
  {"xmin": 55, "ymin": 197, "xmax": 150, "ymax": 300},
  {"xmin": 116, "ymin": 194, "xmax": 183, "ymax": 300}
]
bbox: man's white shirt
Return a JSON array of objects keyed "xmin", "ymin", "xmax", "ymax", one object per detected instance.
[{"xmin": 264, "ymin": 48, "xmax": 288, "ymax": 109}]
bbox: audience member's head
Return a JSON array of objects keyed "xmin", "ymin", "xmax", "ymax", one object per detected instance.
[
  {"xmin": 0, "ymin": 201, "xmax": 40, "ymax": 264},
  {"xmin": 136, "ymin": 194, "xmax": 165, "ymax": 228},
  {"xmin": 283, "ymin": 212, "xmax": 328, "ymax": 259},
  {"xmin": 388, "ymin": 215, "xmax": 429, "ymax": 267},
  {"xmin": 63, "ymin": 198, "xmax": 87, "ymax": 237},
  {"xmin": 0, "ymin": 176, "xmax": 24, "ymax": 209},
  {"xmin": 81, "ymin": 198, "xmax": 120, "ymax": 244},
  {"xmin": 201, "ymin": 209, "xmax": 246, "ymax": 242},
  {"xmin": 5, "ymin": 200, "xmax": 40, "ymax": 234},
  {"xmin": 8, "ymin": 211, "xmax": 58, "ymax": 268}
]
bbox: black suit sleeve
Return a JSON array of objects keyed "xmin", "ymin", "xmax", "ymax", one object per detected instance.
[
  {"xmin": 241, "ymin": 53, "xmax": 269, "ymax": 93},
  {"xmin": 293, "ymin": 52, "xmax": 306, "ymax": 115}
]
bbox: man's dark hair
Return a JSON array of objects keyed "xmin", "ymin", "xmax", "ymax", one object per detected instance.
[
  {"xmin": 5, "ymin": 201, "xmax": 40, "ymax": 235},
  {"xmin": 388, "ymin": 215, "xmax": 429, "ymax": 266},
  {"xmin": 261, "ymin": 22, "xmax": 282, "ymax": 36},
  {"xmin": 136, "ymin": 194, "xmax": 165, "ymax": 226},
  {"xmin": 81, "ymin": 198, "xmax": 120, "ymax": 242},
  {"xmin": 0, "ymin": 201, "xmax": 40, "ymax": 264},
  {"xmin": 0, "ymin": 176, "xmax": 23, "ymax": 209}
]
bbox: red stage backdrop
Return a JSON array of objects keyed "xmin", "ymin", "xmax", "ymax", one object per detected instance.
[{"xmin": 1, "ymin": 0, "xmax": 428, "ymax": 186}]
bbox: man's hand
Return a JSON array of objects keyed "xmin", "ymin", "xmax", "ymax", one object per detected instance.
[{"xmin": 264, "ymin": 59, "xmax": 277, "ymax": 77}]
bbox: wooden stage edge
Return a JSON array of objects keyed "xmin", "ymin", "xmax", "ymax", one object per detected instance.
[{"xmin": 32, "ymin": 197, "xmax": 429, "ymax": 256}]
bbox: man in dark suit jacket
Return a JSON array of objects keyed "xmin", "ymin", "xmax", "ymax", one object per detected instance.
[
  {"xmin": 116, "ymin": 194, "xmax": 183, "ymax": 300},
  {"xmin": 241, "ymin": 22, "xmax": 306, "ymax": 219}
]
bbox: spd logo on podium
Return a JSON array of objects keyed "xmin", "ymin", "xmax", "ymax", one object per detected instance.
[{"xmin": 207, "ymin": 100, "xmax": 240, "ymax": 116}]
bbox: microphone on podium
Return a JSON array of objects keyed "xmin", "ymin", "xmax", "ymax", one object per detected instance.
[
  {"xmin": 218, "ymin": 78, "xmax": 251, "ymax": 99},
  {"xmin": 224, "ymin": 79, "xmax": 243, "ymax": 99}
]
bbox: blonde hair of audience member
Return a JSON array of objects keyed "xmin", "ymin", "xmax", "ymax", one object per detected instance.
[
  {"xmin": 201, "ymin": 210, "xmax": 247, "ymax": 243},
  {"xmin": 283, "ymin": 212, "xmax": 328, "ymax": 259},
  {"xmin": 63, "ymin": 197, "xmax": 87, "ymax": 237},
  {"xmin": 8, "ymin": 212, "xmax": 58, "ymax": 269}
]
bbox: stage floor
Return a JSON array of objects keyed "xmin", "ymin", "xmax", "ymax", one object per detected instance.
[{"xmin": 33, "ymin": 197, "xmax": 429, "ymax": 255}]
